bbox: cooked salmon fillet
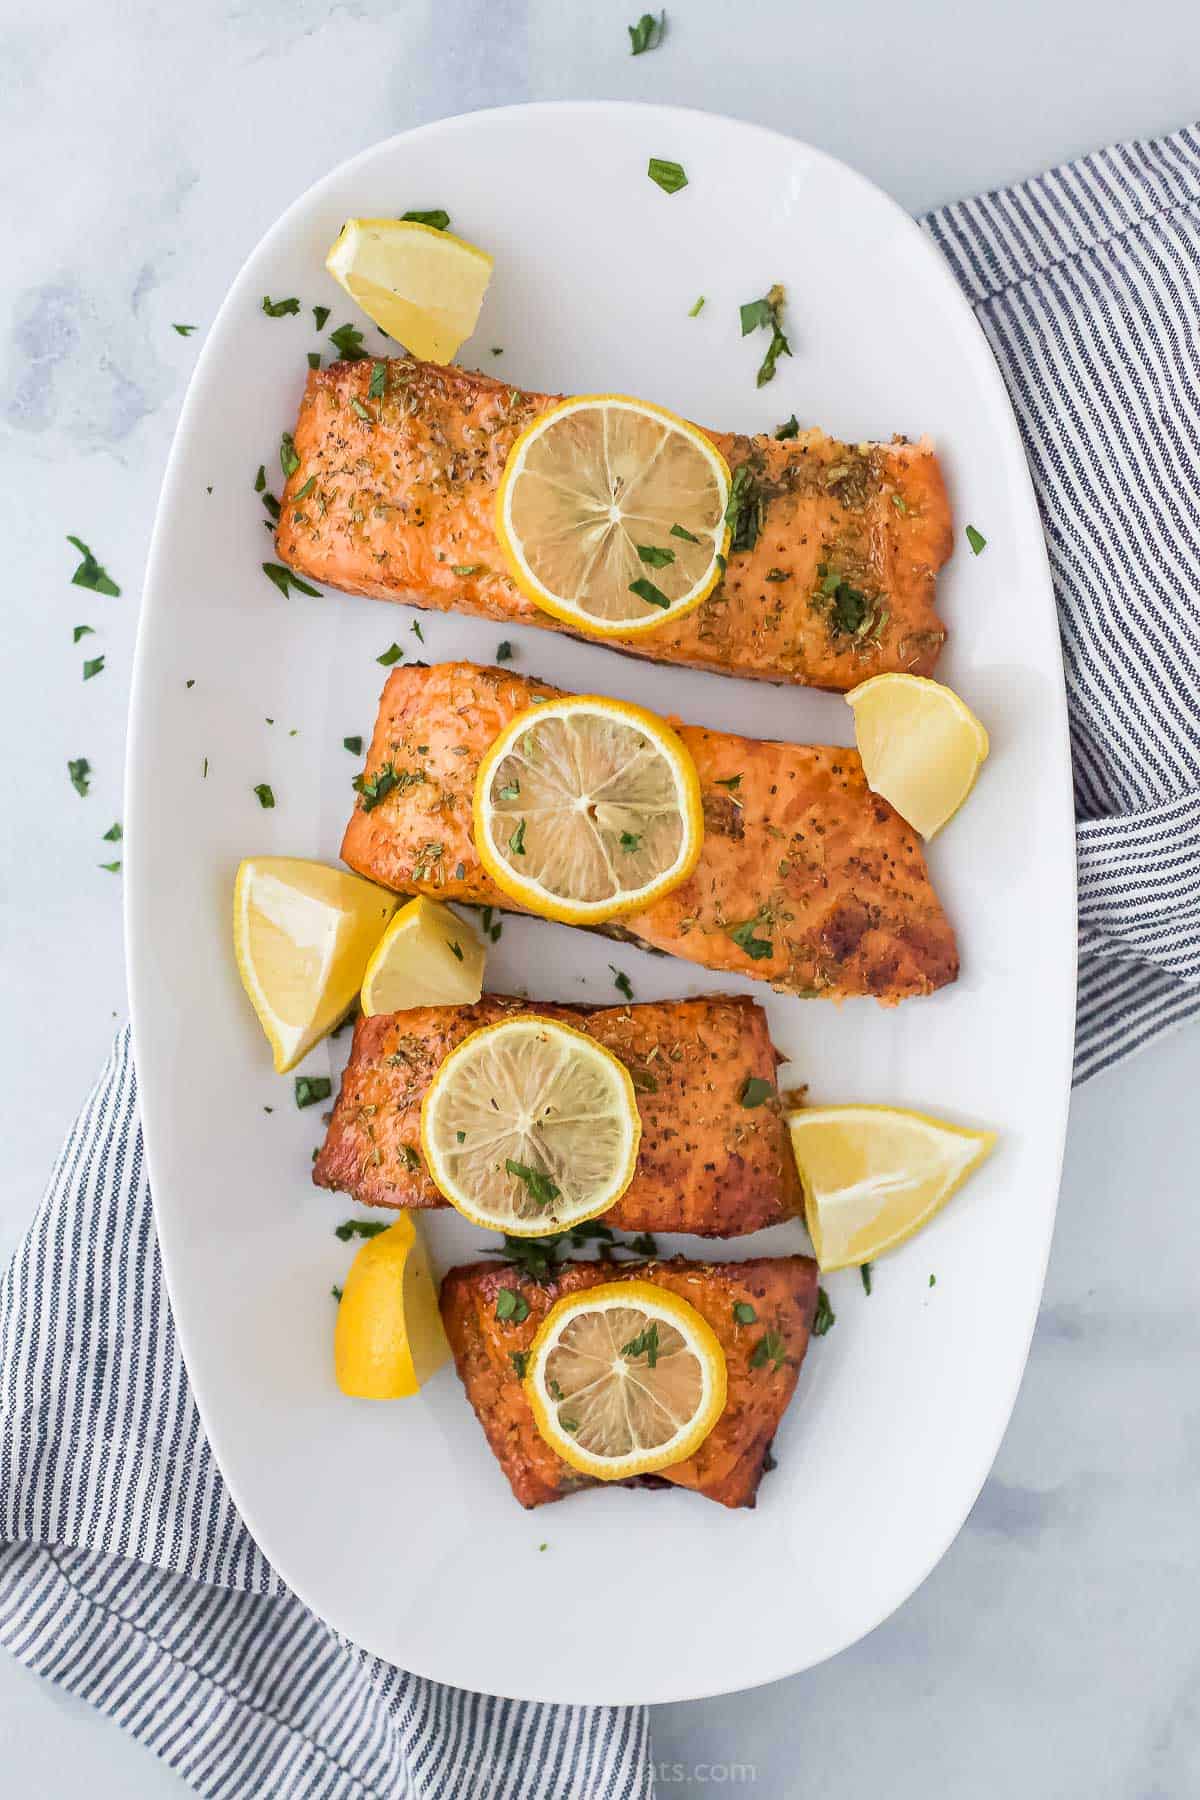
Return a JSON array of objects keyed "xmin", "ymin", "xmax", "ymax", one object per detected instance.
[
  {"xmin": 314, "ymin": 994, "xmax": 800, "ymax": 1235},
  {"xmin": 439, "ymin": 1255, "xmax": 820, "ymax": 1509},
  {"xmin": 275, "ymin": 357, "xmax": 952, "ymax": 692},
  {"xmin": 340, "ymin": 662, "xmax": 958, "ymax": 1002}
]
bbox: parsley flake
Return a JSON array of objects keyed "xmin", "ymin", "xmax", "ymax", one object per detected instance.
[
  {"xmin": 775, "ymin": 414, "xmax": 800, "ymax": 440},
  {"xmin": 66, "ymin": 536, "xmax": 120, "ymax": 596},
  {"xmin": 313, "ymin": 305, "xmax": 331, "ymax": 331},
  {"xmin": 738, "ymin": 1076, "xmax": 775, "ymax": 1108},
  {"xmin": 750, "ymin": 1329, "xmax": 787, "ymax": 1371},
  {"xmin": 376, "ymin": 642, "xmax": 405, "ymax": 666},
  {"xmin": 739, "ymin": 283, "xmax": 791, "ymax": 387},
  {"xmin": 296, "ymin": 1074, "xmax": 332, "ymax": 1109},
  {"xmin": 368, "ymin": 361, "xmax": 387, "ymax": 399},
  {"xmin": 620, "ymin": 1322, "xmax": 660, "ymax": 1367},
  {"xmin": 729, "ymin": 917, "xmax": 772, "ymax": 961},
  {"xmin": 330, "ymin": 322, "xmax": 367, "ymax": 361},
  {"xmin": 628, "ymin": 9, "xmax": 665, "ymax": 53},
  {"xmin": 102, "ymin": 822, "xmax": 122, "ymax": 842},
  {"xmin": 733, "ymin": 1302, "xmax": 757, "ymax": 1325},
  {"xmin": 447, "ymin": 939, "xmax": 464, "ymax": 961},
  {"xmin": 253, "ymin": 783, "xmax": 275, "ymax": 809},
  {"xmin": 402, "ymin": 209, "xmax": 450, "ymax": 230},
  {"xmin": 343, "ymin": 736, "xmax": 363, "ymax": 755},
  {"xmin": 73, "ymin": 624, "xmax": 94, "ymax": 642},
  {"xmin": 688, "ymin": 294, "xmax": 705, "ymax": 317},
  {"xmin": 261, "ymin": 295, "xmax": 300, "ymax": 317},
  {"xmin": 647, "ymin": 157, "xmax": 687, "ymax": 195},
  {"xmin": 82, "ymin": 655, "xmax": 105, "ymax": 681},
  {"xmin": 496, "ymin": 640, "xmax": 514, "ymax": 662},
  {"xmin": 610, "ymin": 966, "xmax": 634, "ymax": 1002},
  {"xmin": 966, "ymin": 523, "xmax": 987, "ymax": 555},
  {"xmin": 262, "ymin": 562, "xmax": 321, "ymax": 599},
  {"xmin": 636, "ymin": 544, "xmax": 675, "ymax": 568},
  {"xmin": 505, "ymin": 1160, "xmax": 560, "ymax": 1209},
  {"xmin": 619, "ymin": 831, "xmax": 641, "ymax": 851},
  {"xmin": 334, "ymin": 1217, "xmax": 387, "ymax": 1241},
  {"xmin": 861, "ymin": 1262, "xmax": 873, "ymax": 1295},
  {"xmin": 68, "ymin": 757, "xmax": 91, "ymax": 797},
  {"xmin": 508, "ymin": 818, "xmax": 526, "ymax": 856},
  {"xmin": 172, "ymin": 323, "xmax": 197, "ymax": 336},
  {"xmin": 629, "ymin": 575, "xmax": 670, "ymax": 609},
  {"xmin": 812, "ymin": 1287, "xmax": 836, "ymax": 1336}
]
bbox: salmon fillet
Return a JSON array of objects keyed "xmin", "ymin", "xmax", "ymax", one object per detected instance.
[
  {"xmin": 275, "ymin": 357, "xmax": 952, "ymax": 692},
  {"xmin": 439, "ymin": 1255, "xmax": 820, "ymax": 1509},
  {"xmin": 340, "ymin": 661, "xmax": 959, "ymax": 1003},
  {"xmin": 314, "ymin": 994, "xmax": 800, "ymax": 1235}
]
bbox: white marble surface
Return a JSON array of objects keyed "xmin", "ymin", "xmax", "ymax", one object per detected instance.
[{"xmin": 2, "ymin": 0, "xmax": 1199, "ymax": 1792}]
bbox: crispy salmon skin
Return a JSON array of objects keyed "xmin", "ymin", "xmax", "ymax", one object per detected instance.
[
  {"xmin": 275, "ymin": 357, "xmax": 952, "ymax": 692},
  {"xmin": 314, "ymin": 994, "xmax": 800, "ymax": 1235},
  {"xmin": 341, "ymin": 661, "xmax": 958, "ymax": 1003},
  {"xmin": 439, "ymin": 1255, "xmax": 820, "ymax": 1509}
]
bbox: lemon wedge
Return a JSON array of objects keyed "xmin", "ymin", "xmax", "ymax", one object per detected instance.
[
  {"xmin": 473, "ymin": 694, "xmax": 703, "ymax": 925},
  {"xmin": 420, "ymin": 1016, "xmax": 641, "ymax": 1236},
  {"xmin": 334, "ymin": 1214, "xmax": 449, "ymax": 1398},
  {"xmin": 846, "ymin": 673, "xmax": 989, "ymax": 839},
  {"xmin": 786, "ymin": 1104, "xmax": 997, "ymax": 1271},
  {"xmin": 360, "ymin": 896, "xmax": 485, "ymax": 1017},
  {"xmin": 525, "ymin": 1280, "xmax": 727, "ymax": 1479},
  {"xmin": 495, "ymin": 394, "xmax": 731, "ymax": 637},
  {"xmin": 325, "ymin": 218, "xmax": 493, "ymax": 363},
  {"xmin": 233, "ymin": 857, "xmax": 396, "ymax": 1072}
]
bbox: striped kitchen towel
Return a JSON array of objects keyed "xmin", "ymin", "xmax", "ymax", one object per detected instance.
[
  {"xmin": 922, "ymin": 124, "xmax": 1200, "ymax": 1083},
  {"xmin": 1, "ymin": 124, "xmax": 1199, "ymax": 1800}
]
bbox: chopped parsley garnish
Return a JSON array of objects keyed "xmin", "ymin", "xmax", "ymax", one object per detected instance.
[
  {"xmin": 966, "ymin": 523, "xmax": 987, "ymax": 555},
  {"xmin": 510, "ymin": 1350, "xmax": 530, "ymax": 1378},
  {"xmin": 498, "ymin": 780, "xmax": 521, "ymax": 800},
  {"xmin": 636, "ymin": 543, "xmax": 675, "ymax": 568},
  {"xmin": 172, "ymin": 323, "xmax": 197, "ymax": 336},
  {"xmin": 261, "ymin": 295, "xmax": 300, "ymax": 317},
  {"xmin": 99, "ymin": 860, "xmax": 121, "ymax": 873},
  {"xmin": 496, "ymin": 640, "xmax": 514, "ymax": 662},
  {"xmin": 73, "ymin": 624, "xmax": 94, "ymax": 642},
  {"xmin": 861, "ymin": 1262, "xmax": 873, "ymax": 1295},
  {"xmin": 729, "ymin": 917, "xmax": 772, "ymax": 961},
  {"xmin": 293, "ymin": 475, "xmax": 316, "ymax": 502},
  {"xmin": 647, "ymin": 157, "xmax": 688, "ymax": 195},
  {"xmin": 738, "ymin": 1076, "xmax": 775, "ymax": 1108},
  {"xmin": 376, "ymin": 642, "xmax": 405, "ymax": 665},
  {"xmin": 66, "ymin": 536, "xmax": 120, "ymax": 596},
  {"xmin": 495, "ymin": 1287, "xmax": 531, "ymax": 1322},
  {"xmin": 620, "ymin": 1322, "xmax": 660, "ymax": 1367},
  {"xmin": 775, "ymin": 414, "xmax": 800, "ymax": 440},
  {"xmin": 334, "ymin": 1217, "xmax": 387, "ymax": 1241},
  {"xmin": 688, "ymin": 295, "xmax": 705, "ymax": 317},
  {"xmin": 331, "ymin": 1285, "xmax": 343, "ymax": 1302},
  {"xmin": 723, "ymin": 463, "xmax": 763, "ymax": 553},
  {"xmin": 670, "ymin": 522, "xmax": 700, "ymax": 543},
  {"xmin": 929, "ymin": 1274, "xmax": 937, "ymax": 1288},
  {"xmin": 733, "ymin": 1302, "xmax": 757, "ymax": 1325},
  {"xmin": 447, "ymin": 939, "xmax": 464, "ymax": 961},
  {"xmin": 262, "ymin": 562, "xmax": 321, "ymax": 599},
  {"xmin": 411, "ymin": 619, "xmax": 424, "ymax": 642},
  {"xmin": 402, "ymin": 209, "xmax": 450, "ymax": 229},
  {"xmin": 559, "ymin": 1415, "xmax": 579, "ymax": 1433},
  {"xmin": 505, "ymin": 1160, "xmax": 560, "ymax": 1209},
  {"xmin": 452, "ymin": 564, "xmax": 483, "ymax": 576},
  {"xmin": 68, "ymin": 758, "xmax": 91, "ymax": 797},
  {"xmin": 368, "ymin": 361, "xmax": 387, "ymax": 398},
  {"xmin": 508, "ymin": 818, "xmax": 526, "ymax": 855},
  {"xmin": 619, "ymin": 831, "xmax": 641, "ymax": 851},
  {"xmin": 254, "ymin": 465, "xmax": 266, "ymax": 493},
  {"xmin": 628, "ymin": 10, "xmax": 665, "ymax": 53},
  {"xmin": 313, "ymin": 305, "xmax": 331, "ymax": 331},
  {"xmin": 715, "ymin": 773, "xmax": 742, "ymax": 790},
  {"xmin": 892, "ymin": 492, "xmax": 908, "ymax": 514},
  {"xmin": 610, "ymin": 966, "xmax": 634, "ymax": 1001},
  {"xmin": 329, "ymin": 322, "xmax": 368, "ymax": 361},
  {"xmin": 352, "ymin": 762, "xmax": 407, "ymax": 811},
  {"xmin": 629, "ymin": 575, "xmax": 670, "ymax": 609},
  {"xmin": 739, "ymin": 283, "xmax": 791, "ymax": 387},
  {"xmin": 307, "ymin": 352, "xmax": 321, "ymax": 370},
  {"xmin": 750, "ymin": 1328, "xmax": 787, "ymax": 1371},
  {"xmin": 102, "ymin": 822, "xmax": 122, "ymax": 842},
  {"xmin": 343, "ymin": 733, "xmax": 363, "ymax": 754},
  {"xmin": 812, "ymin": 1287, "xmax": 835, "ymax": 1336},
  {"xmin": 351, "ymin": 396, "xmax": 372, "ymax": 422},
  {"xmin": 629, "ymin": 1068, "xmax": 657, "ymax": 1092},
  {"xmin": 627, "ymin": 1233, "xmax": 657, "ymax": 1257},
  {"xmin": 261, "ymin": 492, "xmax": 281, "ymax": 522},
  {"xmin": 296, "ymin": 1074, "xmax": 332, "ymax": 1109},
  {"xmin": 82, "ymin": 655, "xmax": 105, "ymax": 681},
  {"xmin": 765, "ymin": 568, "xmax": 788, "ymax": 582},
  {"xmin": 253, "ymin": 782, "xmax": 275, "ymax": 809}
]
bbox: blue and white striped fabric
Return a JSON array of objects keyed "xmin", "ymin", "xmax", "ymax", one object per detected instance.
[
  {"xmin": 0, "ymin": 1031, "xmax": 652, "ymax": 1797},
  {"xmin": 2, "ymin": 124, "xmax": 1199, "ymax": 1798},
  {"xmin": 922, "ymin": 124, "xmax": 1200, "ymax": 1082}
]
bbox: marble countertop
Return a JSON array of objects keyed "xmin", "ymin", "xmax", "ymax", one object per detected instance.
[{"xmin": 3, "ymin": 0, "xmax": 1199, "ymax": 1792}]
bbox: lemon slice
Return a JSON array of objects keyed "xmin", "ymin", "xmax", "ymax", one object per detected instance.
[
  {"xmin": 420, "ymin": 1016, "xmax": 641, "ymax": 1236},
  {"xmin": 846, "ymin": 674, "xmax": 989, "ymax": 839},
  {"xmin": 495, "ymin": 394, "xmax": 731, "ymax": 637},
  {"xmin": 233, "ymin": 857, "xmax": 397, "ymax": 1072},
  {"xmin": 334, "ymin": 1215, "xmax": 450, "ymax": 1398},
  {"xmin": 786, "ymin": 1105, "xmax": 997, "ymax": 1271},
  {"xmin": 325, "ymin": 218, "xmax": 493, "ymax": 363},
  {"xmin": 360, "ymin": 896, "xmax": 485, "ymax": 1017},
  {"xmin": 525, "ymin": 1280, "xmax": 727, "ymax": 1479},
  {"xmin": 473, "ymin": 695, "xmax": 703, "ymax": 925}
]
